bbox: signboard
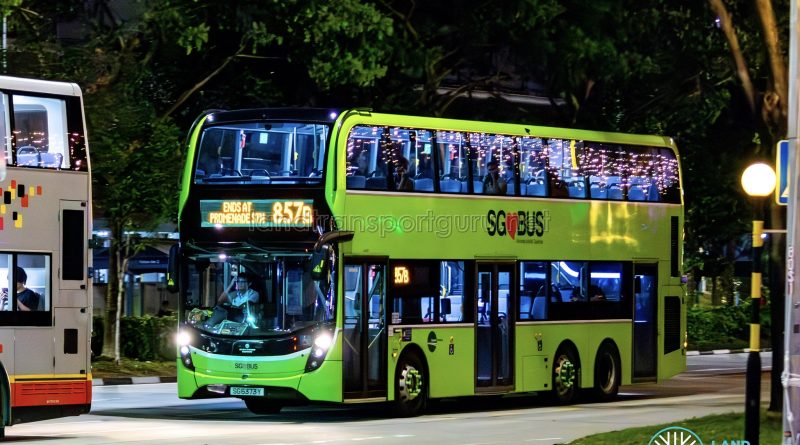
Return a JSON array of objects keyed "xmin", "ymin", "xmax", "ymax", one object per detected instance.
[
  {"xmin": 200, "ymin": 199, "xmax": 313, "ymax": 228},
  {"xmin": 777, "ymin": 139, "xmax": 790, "ymax": 205}
]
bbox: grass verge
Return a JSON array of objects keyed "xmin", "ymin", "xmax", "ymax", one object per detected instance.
[
  {"xmin": 568, "ymin": 410, "xmax": 781, "ymax": 444},
  {"xmin": 91, "ymin": 356, "xmax": 176, "ymax": 379}
]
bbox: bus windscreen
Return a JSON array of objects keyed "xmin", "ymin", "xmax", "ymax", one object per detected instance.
[
  {"xmin": 194, "ymin": 122, "xmax": 329, "ymax": 185},
  {"xmin": 183, "ymin": 254, "xmax": 335, "ymax": 337}
]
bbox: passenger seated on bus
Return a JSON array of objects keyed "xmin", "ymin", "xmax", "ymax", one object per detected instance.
[
  {"xmin": 9, "ymin": 267, "xmax": 40, "ymax": 311},
  {"xmin": 354, "ymin": 151, "xmax": 369, "ymax": 176},
  {"xmin": 482, "ymin": 160, "xmax": 507, "ymax": 195},
  {"xmin": 589, "ymin": 284, "xmax": 606, "ymax": 301},
  {"xmin": 394, "ymin": 156, "xmax": 414, "ymax": 191}
]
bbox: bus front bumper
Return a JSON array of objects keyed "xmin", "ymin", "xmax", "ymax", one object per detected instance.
[{"xmin": 177, "ymin": 353, "xmax": 342, "ymax": 403}]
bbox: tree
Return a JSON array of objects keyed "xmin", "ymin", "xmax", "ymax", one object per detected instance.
[{"xmin": 706, "ymin": 0, "xmax": 788, "ymax": 412}]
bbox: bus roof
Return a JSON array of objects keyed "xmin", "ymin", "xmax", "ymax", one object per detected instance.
[
  {"xmin": 0, "ymin": 75, "xmax": 82, "ymax": 97},
  {"xmin": 192, "ymin": 107, "xmax": 676, "ymax": 153}
]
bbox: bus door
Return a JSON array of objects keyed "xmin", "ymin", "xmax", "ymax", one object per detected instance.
[
  {"xmin": 475, "ymin": 263, "xmax": 514, "ymax": 391},
  {"xmin": 343, "ymin": 262, "xmax": 387, "ymax": 399},
  {"xmin": 633, "ymin": 263, "xmax": 658, "ymax": 380},
  {"xmin": 56, "ymin": 200, "xmax": 89, "ymax": 375}
]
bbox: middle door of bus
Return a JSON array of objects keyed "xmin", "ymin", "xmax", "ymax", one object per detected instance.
[
  {"xmin": 343, "ymin": 261, "xmax": 387, "ymax": 399},
  {"xmin": 475, "ymin": 263, "xmax": 515, "ymax": 391}
]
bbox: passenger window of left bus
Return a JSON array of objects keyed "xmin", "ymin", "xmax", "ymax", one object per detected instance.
[
  {"xmin": 0, "ymin": 94, "xmax": 9, "ymax": 171},
  {"xmin": 12, "ymin": 95, "xmax": 69, "ymax": 170},
  {"xmin": 0, "ymin": 253, "xmax": 50, "ymax": 313}
]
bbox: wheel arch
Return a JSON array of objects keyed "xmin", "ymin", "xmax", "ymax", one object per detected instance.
[
  {"xmin": 397, "ymin": 343, "xmax": 428, "ymax": 373},
  {"xmin": 395, "ymin": 343, "xmax": 429, "ymax": 394},
  {"xmin": 555, "ymin": 339, "xmax": 581, "ymax": 369}
]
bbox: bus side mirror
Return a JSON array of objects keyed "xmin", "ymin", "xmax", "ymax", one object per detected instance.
[
  {"xmin": 166, "ymin": 243, "xmax": 180, "ymax": 293},
  {"xmin": 311, "ymin": 244, "xmax": 332, "ymax": 281}
]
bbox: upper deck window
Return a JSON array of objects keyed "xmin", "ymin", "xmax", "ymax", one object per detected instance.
[
  {"xmin": 3, "ymin": 94, "xmax": 87, "ymax": 171},
  {"xmin": 195, "ymin": 122, "xmax": 329, "ymax": 185}
]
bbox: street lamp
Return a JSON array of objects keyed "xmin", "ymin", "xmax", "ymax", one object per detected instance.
[{"xmin": 740, "ymin": 162, "xmax": 777, "ymax": 445}]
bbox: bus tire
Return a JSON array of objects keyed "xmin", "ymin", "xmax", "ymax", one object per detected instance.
[
  {"xmin": 551, "ymin": 345, "xmax": 580, "ymax": 404},
  {"xmin": 394, "ymin": 350, "xmax": 427, "ymax": 417},
  {"xmin": 593, "ymin": 341, "xmax": 621, "ymax": 402},
  {"xmin": 244, "ymin": 398, "xmax": 283, "ymax": 415}
]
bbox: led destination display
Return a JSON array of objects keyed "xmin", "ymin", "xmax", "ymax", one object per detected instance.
[{"xmin": 200, "ymin": 199, "xmax": 314, "ymax": 228}]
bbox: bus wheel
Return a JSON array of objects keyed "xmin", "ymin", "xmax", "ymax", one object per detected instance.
[
  {"xmin": 394, "ymin": 351, "xmax": 427, "ymax": 417},
  {"xmin": 552, "ymin": 347, "xmax": 579, "ymax": 404},
  {"xmin": 593, "ymin": 342, "xmax": 621, "ymax": 402},
  {"xmin": 244, "ymin": 399, "xmax": 283, "ymax": 415}
]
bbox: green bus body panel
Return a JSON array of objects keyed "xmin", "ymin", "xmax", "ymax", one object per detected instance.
[
  {"xmin": 178, "ymin": 332, "xmax": 346, "ymax": 403},
  {"xmin": 340, "ymin": 194, "xmax": 681, "ymax": 264},
  {"xmin": 191, "ymin": 348, "xmax": 308, "ymax": 377},
  {"xmin": 296, "ymin": 359, "xmax": 342, "ymax": 402},
  {"xmin": 389, "ymin": 326, "xmax": 475, "ymax": 399},
  {"xmin": 661, "ymin": 283, "xmax": 687, "ymax": 380},
  {"xmin": 389, "ymin": 322, "xmax": 635, "ymax": 399}
]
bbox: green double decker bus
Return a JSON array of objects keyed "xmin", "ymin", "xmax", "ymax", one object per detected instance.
[{"xmin": 172, "ymin": 108, "xmax": 685, "ymax": 416}]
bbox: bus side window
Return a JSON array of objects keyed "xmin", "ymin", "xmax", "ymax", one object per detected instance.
[{"xmin": 12, "ymin": 95, "xmax": 71, "ymax": 170}]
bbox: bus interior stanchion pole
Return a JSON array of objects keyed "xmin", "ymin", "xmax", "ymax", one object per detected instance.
[{"xmin": 746, "ymin": 216, "xmax": 764, "ymax": 445}]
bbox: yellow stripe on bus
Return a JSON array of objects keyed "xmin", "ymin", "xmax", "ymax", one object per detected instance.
[{"xmin": 10, "ymin": 374, "xmax": 90, "ymax": 383}]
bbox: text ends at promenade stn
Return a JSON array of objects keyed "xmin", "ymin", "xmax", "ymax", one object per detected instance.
[{"xmin": 200, "ymin": 199, "xmax": 313, "ymax": 228}]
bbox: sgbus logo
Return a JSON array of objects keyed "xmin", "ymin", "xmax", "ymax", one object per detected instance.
[{"xmin": 486, "ymin": 210, "xmax": 548, "ymax": 240}]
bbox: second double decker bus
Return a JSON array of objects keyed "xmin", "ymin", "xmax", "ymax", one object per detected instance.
[
  {"xmin": 173, "ymin": 109, "xmax": 684, "ymax": 416},
  {"xmin": 0, "ymin": 76, "xmax": 92, "ymax": 435}
]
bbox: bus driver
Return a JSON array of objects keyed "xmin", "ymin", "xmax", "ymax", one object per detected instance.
[{"xmin": 218, "ymin": 273, "xmax": 260, "ymax": 308}]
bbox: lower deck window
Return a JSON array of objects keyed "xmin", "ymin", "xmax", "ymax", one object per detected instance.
[{"xmin": 0, "ymin": 252, "xmax": 52, "ymax": 325}]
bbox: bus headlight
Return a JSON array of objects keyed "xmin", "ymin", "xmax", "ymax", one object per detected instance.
[
  {"xmin": 177, "ymin": 331, "xmax": 191, "ymax": 347},
  {"xmin": 177, "ymin": 331, "xmax": 195, "ymax": 371},
  {"xmin": 306, "ymin": 332, "xmax": 333, "ymax": 372},
  {"xmin": 314, "ymin": 333, "xmax": 332, "ymax": 349}
]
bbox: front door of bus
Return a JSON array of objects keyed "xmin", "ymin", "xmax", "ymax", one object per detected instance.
[
  {"xmin": 633, "ymin": 263, "xmax": 658, "ymax": 380},
  {"xmin": 343, "ymin": 262, "xmax": 387, "ymax": 399},
  {"xmin": 476, "ymin": 263, "xmax": 514, "ymax": 390}
]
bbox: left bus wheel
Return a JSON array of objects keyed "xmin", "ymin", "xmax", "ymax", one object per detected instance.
[
  {"xmin": 394, "ymin": 351, "xmax": 427, "ymax": 417},
  {"xmin": 244, "ymin": 399, "xmax": 283, "ymax": 415},
  {"xmin": 551, "ymin": 347, "xmax": 579, "ymax": 404}
]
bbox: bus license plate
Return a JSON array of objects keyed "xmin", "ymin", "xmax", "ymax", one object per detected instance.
[{"xmin": 230, "ymin": 387, "xmax": 264, "ymax": 397}]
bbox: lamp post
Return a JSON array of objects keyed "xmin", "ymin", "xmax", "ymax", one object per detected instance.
[{"xmin": 741, "ymin": 162, "xmax": 777, "ymax": 445}]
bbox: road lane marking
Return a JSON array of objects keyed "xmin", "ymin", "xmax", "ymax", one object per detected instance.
[{"xmin": 525, "ymin": 438, "xmax": 563, "ymax": 442}]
